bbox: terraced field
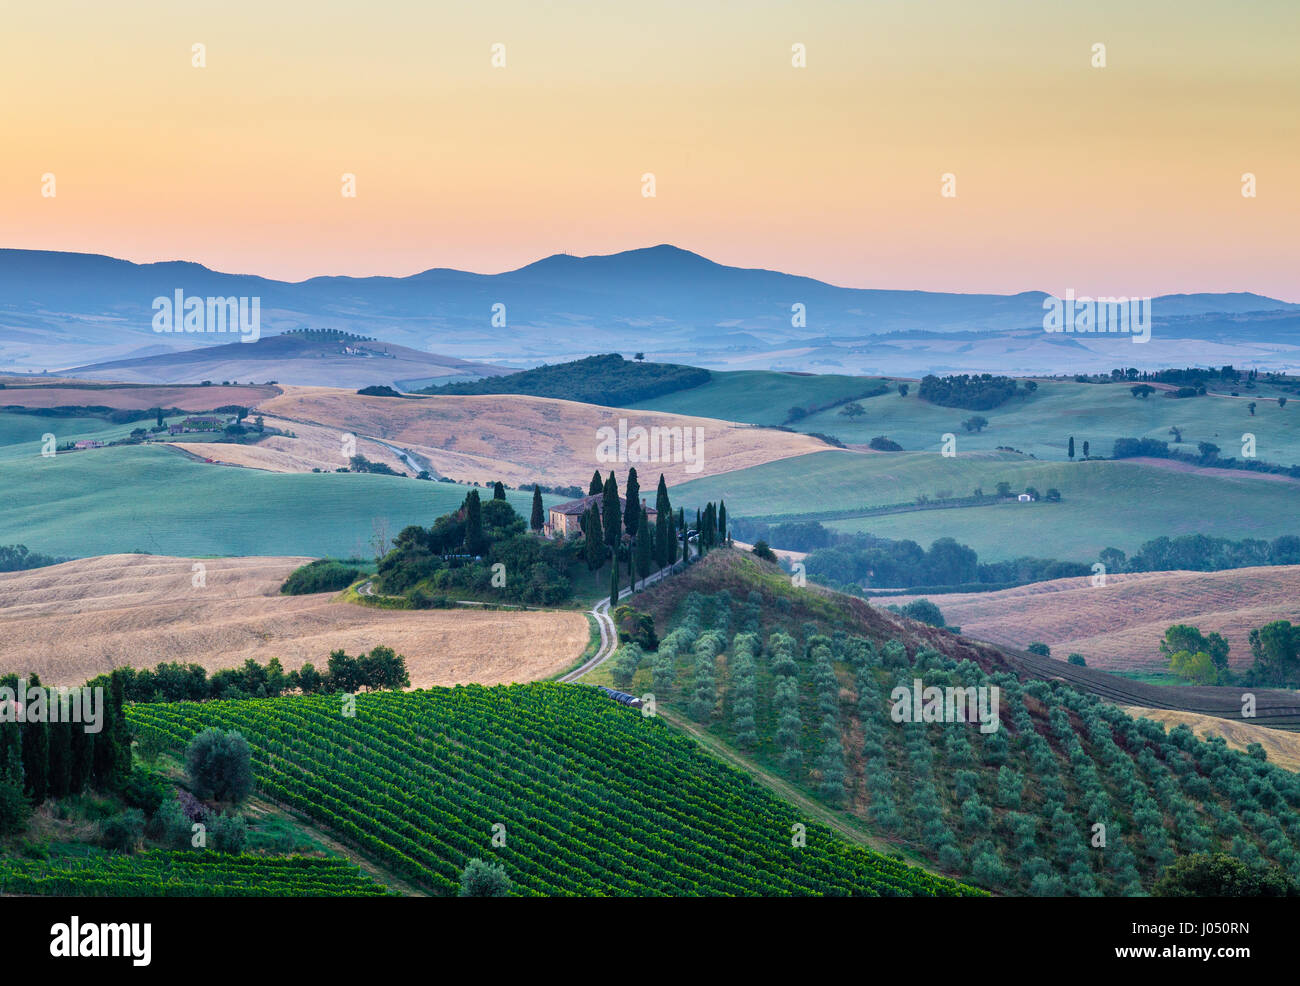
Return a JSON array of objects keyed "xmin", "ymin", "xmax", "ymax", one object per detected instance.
[{"xmin": 128, "ymin": 684, "xmax": 978, "ymax": 897}]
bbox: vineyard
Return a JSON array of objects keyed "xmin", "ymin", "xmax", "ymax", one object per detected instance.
[
  {"xmin": 612, "ymin": 583, "xmax": 1300, "ymax": 895},
  {"xmin": 128, "ymin": 685, "xmax": 978, "ymax": 897},
  {"xmin": 0, "ymin": 851, "xmax": 392, "ymax": 897}
]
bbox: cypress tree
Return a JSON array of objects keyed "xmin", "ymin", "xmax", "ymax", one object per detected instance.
[
  {"xmin": 718, "ymin": 500, "xmax": 727, "ymax": 545},
  {"xmin": 667, "ymin": 511, "xmax": 678, "ymax": 567},
  {"xmin": 530, "ymin": 484, "xmax": 544, "ymax": 531},
  {"xmin": 464, "ymin": 489, "xmax": 484, "ymax": 555},
  {"xmin": 623, "ymin": 468, "xmax": 640, "ymax": 540},
  {"xmin": 69, "ymin": 720, "xmax": 93, "ymax": 794},
  {"xmin": 602, "ymin": 473, "xmax": 620, "ymax": 549},
  {"xmin": 493, "ymin": 481, "xmax": 506, "ymax": 500},
  {"xmin": 655, "ymin": 474, "xmax": 670, "ymax": 517},
  {"xmin": 584, "ymin": 508, "xmax": 605, "ymax": 581},
  {"xmin": 1068, "ymin": 436, "xmax": 1075, "ymax": 460},
  {"xmin": 589, "ymin": 470, "xmax": 604, "ymax": 496},
  {"xmin": 655, "ymin": 507, "xmax": 669, "ymax": 568},
  {"xmin": 609, "ymin": 557, "xmax": 620, "ymax": 607},
  {"xmin": 695, "ymin": 508, "xmax": 703, "ymax": 556},
  {"xmin": 636, "ymin": 506, "xmax": 652, "ymax": 588},
  {"xmin": 47, "ymin": 719, "xmax": 72, "ymax": 800},
  {"xmin": 21, "ymin": 674, "xmax": 49, "ymax": 804}
]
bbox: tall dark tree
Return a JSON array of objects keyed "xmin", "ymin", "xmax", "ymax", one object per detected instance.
[
  {"xmin": 92, "ymin": 671, "xmax": 131, "ymax": 792},
  {"xmin": 21, "ymin": 675, "xmax": 48, "ymax": 803},
  {"xmin": 694, "ymin": 509, "xmax": 702, "ymax": 558},
  {"xmin": 623, "ymin": 468, "xmax": 640, "ymax": 540},
  {"xmin": 529, "ymin": 484, "xmax": 544, "ymax": 532},
  {"xmin": 602, "ymin": 473, "xmax": 621, "ymax": 549},
  {"xmin": 636, "ymin": 506, "xmax": 653, "ymax": 588},
  {"xmin": 654, "ymin": 506, "xmax": 669, "ymax": 569},
  {"xmin": 655, "ymin": 474, "xmax": 670, "ymax": 517},
  {"xmin": 608, "ymin": 557, "xmax": 620, "ymax": 607},
  {"xmin": 588, "ymin": 470, "xmax": 604, "ymax": 496},
  {"xmin": 69, "ymin": 718, "xmax": 94, "ymax": 794},
  {"xmin": 702, "ymin": 503, "xmax": 716, "ymax": 551},
  {"xmin": 666, "ymin": 510, "xmax": 678, "ymax": 567},
  {"xmin": 47, "ymin": 719, "xmax": 72, "ymax": 800},
  {"xmin": 584, "ymin": 508, "xmax": 605, "ymax": 581},
  {"xmin": 464, "ymin": 489, "xmax": 484, "ymax": 555},
  {"xmin": 492, "ymin": 481, "xmax": 506, "ymax": 501},
  {"xmin": 1068, "ymin": 436, "xmax": 1075, "ymax": 460},
  {"xmin": 718, "ymin": 500, "xmax": 727, "ymax": 545}
]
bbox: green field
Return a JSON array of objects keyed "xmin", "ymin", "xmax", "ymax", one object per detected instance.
[
  {"xmin": 630, "ymin": 370, "xmax": 892, "ymax": 426},
  {"xmin": 636, "ymin": 375, "xmax": 1300, "ymax": 465},
  {"xmin": 677, "ymin": 449, "xmax": 1300, "ymax": 562},
  {"xmin": 0, "ymin": 849, "xmax": 393, "ymax": 897},
  {"xmin": 128, "ymin": 684, "xmax": 975, "ymax": 897},
  {"xmin": 0, "ymin": 444, "xmax": 556, "ymax": 558}
]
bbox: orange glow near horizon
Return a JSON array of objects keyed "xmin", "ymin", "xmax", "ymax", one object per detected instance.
[{"xmin": 2, "ymin": 0, "xmax": 1297, "ymax": 300}]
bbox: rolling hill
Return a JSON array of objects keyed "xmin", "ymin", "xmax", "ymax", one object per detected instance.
[
  {"xmin": 884, "ymin": 566, "xmax": 1300, "ymax": 672},
  {"xmin": 66, "ymin": 333, "xmax": 507, "ymax": 389},
  {"xmin": 250, "ymin": 385, "xmax": 828, "ymax": 488},
  {"xmin": 0, "ymin": 444, "xmax": 557, "ymax": 558},
  {"xmin": 676, "ymin": 449, "xmax": 1300, "ymax": 563},
  {"xmin": 0, "ymin": 554, "xmax": 587, "ymax": 688}
]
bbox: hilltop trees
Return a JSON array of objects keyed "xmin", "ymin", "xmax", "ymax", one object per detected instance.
[
  {"xmin": 588, "ymin": 470, "xmax": 603, "ymax": 496},
  {"xmin": 492, "ymin": 481, "xmax": 506, "ymax": 500},
  {"xmin": 623, "ymin": 468, "xmax": 640, "ymax": 541}
]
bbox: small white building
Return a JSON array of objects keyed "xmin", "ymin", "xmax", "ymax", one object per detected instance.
[{"xmin": 1017, "ymin": 493, "xmax": 1035, "ymax": 502}]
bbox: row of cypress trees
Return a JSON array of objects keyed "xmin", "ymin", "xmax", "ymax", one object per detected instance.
[{"xmin": 0, "ymin": 670, "xmax": 133, "ymax": 808}]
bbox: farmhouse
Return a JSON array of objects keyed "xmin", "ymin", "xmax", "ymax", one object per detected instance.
[
  {"xmin": 545, "ymin": 494, "xmax": 656, "ymax": 538},
  {"xmin": 72, "ymin": 440, "xmax": 103, "ymax": 450},
  {"xmin": 1017, "ymin": 492, "xmax": 1035, "ymax": 502}
]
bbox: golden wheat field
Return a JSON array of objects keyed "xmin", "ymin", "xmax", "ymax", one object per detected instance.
[
  {"xmin": 0, "ymin": 554, "xmax": 588, "ymax": 688},
  {"xmin": 1122, "ymin": 706, "xmax": 1300, "ymax": 771},
  {"xmin": 247, "ymin": 385, "xmax": 827, "ymax": 487},
  {"xmin": 883, "ymin": 565, "xmax": 1300, "ymax": 671},
  {"xmin": 169, "ymin": 415, "xmax": 411, "ymax": 474}
]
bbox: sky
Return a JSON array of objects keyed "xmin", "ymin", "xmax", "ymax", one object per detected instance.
[{"xmin": 2, "ymin": 0, "xmax": 1297, "ymax": 300}]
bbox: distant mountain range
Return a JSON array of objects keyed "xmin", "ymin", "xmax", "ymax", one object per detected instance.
[{"xmin": 2, "ymin": 244, "xmax": 1297, "ymax": 379}]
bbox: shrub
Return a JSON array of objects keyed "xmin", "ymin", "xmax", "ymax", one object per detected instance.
[
  {"xmin": 459, "ymin": 857, "xmax": 512, "ymax": 897},
  {"xmin": 100, "ymin": 808, "xmax": 146, "ymax": 853},
  {"xmin": 0, "ymin": 774, "xmax": 31, "ymax": 836},
  {"xmin": 281, "ymin": 559, "xmax": 364, "ymax": 595},
  {"xmin": 1067, "ymin": 653, "xmax": 1087, "ymax": 667},
  {"xmin": 211, "ymin": 813, "xmax": 249, "ymax": 854}
]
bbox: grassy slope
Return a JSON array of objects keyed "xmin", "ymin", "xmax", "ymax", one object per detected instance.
[
  {"xmin": 620, "ymin": 552, "xmax": 1300, "ymax": 895},
  {"xmin": 638, "ymin": 375, "xmax": 1300, "ymax": 464},
  {"xmin": 677, "ymin": 449, "xmax": 1300, "ymax": 562},
  {"xmin": 629, "ymin": 370, "xmax": 893, "ymax": 426},
  {"xmin": 0, "ymin": 444, "xmax": 556, "ymax": 558}
]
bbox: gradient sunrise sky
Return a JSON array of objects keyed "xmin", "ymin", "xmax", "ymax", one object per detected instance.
[{"xmin": 3, "ymin": 0, "xmax": 1297, "ymax": 299}]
